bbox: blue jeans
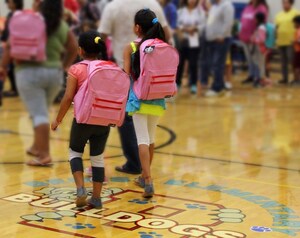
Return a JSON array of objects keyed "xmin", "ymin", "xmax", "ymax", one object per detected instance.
[
  {"xmin": 118, "ymin": 114, "xmax": 141, "ymax": 173},
  {"xmin": 200, "ymin": 38, "xmax": 230, "ymax": 92},
  {"xmin": 241, "ymin": 42, "xmax": 256, "ymax": 78}
]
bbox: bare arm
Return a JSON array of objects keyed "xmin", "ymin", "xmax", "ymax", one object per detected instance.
[
  {"xmin": 163, "ymin": 26, "xmax": 172, "ymax": 43},
  {"xmin": 123, "ymin": 44, "xmax": 133, "ymax": 74},
  {"xmin": 63, "ymin": 31, "xmax": 78, "ymax": 72},
  {"xmin": 51, "ymin": 74, "xmax": 77, "ymax": 130},
  {"xmin": 0, "ymin": 42, "xmax": 11, "ymax": 78}
]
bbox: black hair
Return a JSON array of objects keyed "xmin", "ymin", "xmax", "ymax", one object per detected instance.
[
  {"xmin": 132, "ymin": 9, "xmax": 166, "ymax": 79},
  {"xmin": 5, "ymin": 0, "xmax": 23, "ymax": 10},
  {"xmin": 181, "ymin": 0, "xmax": 199, "ymax": 7},
  {"xmin": 14, "ymin": 0, "xmax": 23, "ymax": 9},
  {"xmin": 251, "ymin": 0, "xmax": 269, "ymax": 9},
  {"xmin": 293, "ymin": 15, "xmax": 300, "ymax": 25},
  {"xmin": 255, "ymin": 12, "xmax": 266, "ymax": 26},
  {"xmin": 78, "ymin": 30, "xmax": 108, "ymax": 60},
  {"xmin": 41, "ymin": 0, "xmax": 63, "ymax": 37},
  {"xmin": 287, "ymin": 0, "xmax": 295, "ymax": 5}
]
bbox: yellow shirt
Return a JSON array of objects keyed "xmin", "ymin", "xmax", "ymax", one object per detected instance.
[{"xmin": 275, "ymin": 9, "xmax": 299, "ymax": 46}]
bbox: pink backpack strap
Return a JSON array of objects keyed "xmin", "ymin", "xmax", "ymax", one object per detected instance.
[
  {"xmin": 94, "ymin": 60, "xmax": 116, "ymax": 67},
  {"xmin": 144, "ymin": 38, "xmax": 164, "ymax": 46},
  {"xmin": 78, "ymin": 60, "xmax": 90, "ymax": 65}
]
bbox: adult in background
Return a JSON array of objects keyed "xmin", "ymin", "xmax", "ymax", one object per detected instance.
[
  {"xmin": 0, "ymin": 0, "xmax": 77, "ymax": 166},
  {"xmin": 158, "ymin": 0, "xmax": 178, "ymax": 30},
  {"xmin": 239, "ymin": 0, "xmax": 268, "ymax": 84},
  {"xmin": 1, "ymin": 0, "xmax": 23, "ymax": 98},
  {"xmin": 99, "ymin": 0, "xmax": 170, "ymax": 175},
  {"xmin": 96, "ymin": 0, "xmax": 112, "ymax": 16},
  {"xmin": 172, "ymin": 0, "xmax": 180, "ymax": 8},
  {"xmin": 200, "ymin": 0, "xmax": 234, "ymax": 97},
  {"xmin": 64, "ymin": 0, "xmax": 80, "ymax": 14},
  {"xmin": 176, "ymin": 0, "xmax": 205, "ymax": 94},
  {"xmin": 77, "ymin": 0, "xmax": 101, "ymax": 32},
  {"xmin": 275, "ymin": 0, "xmax": 299, "ymax": 85}
]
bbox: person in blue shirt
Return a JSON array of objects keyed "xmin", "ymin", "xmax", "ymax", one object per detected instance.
[
  {"xmin": 172, "ymin": 0, "xmax": 180, "ymax": 8},
  {"xmin": 158, "ymin": 0, "xmax": 177, "ymax": 29}
]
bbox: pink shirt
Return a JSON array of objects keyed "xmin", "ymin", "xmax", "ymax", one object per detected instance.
[
  {"xmin": 239, "ymin": 4, "xmax": 268, "ymax": 43},
  {"xmin": 68, "ymin": 62, "xmax": 88, "ymax": 91},
  {"xmin": 251, "ymin": 25, "xmax": 267, "ymax": 54}
]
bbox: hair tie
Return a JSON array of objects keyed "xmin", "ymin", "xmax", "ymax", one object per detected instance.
[
  {"xmin": 144, "ymin": 8, "xmax": 149, "ymax": 11},
  {"xmin": 94, "ymin": 36, "xmax": 101, "ymax": 44},
  {"xmin": 152, "ymin": 18, "xmax": 158, "ymax": 25}
]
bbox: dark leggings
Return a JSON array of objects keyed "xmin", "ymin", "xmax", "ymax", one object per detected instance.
[
  {"xmin": 69, "ymin": 118, "xmax": 110, "ymax": 182},
  {"xmin": 279, "ymin": 46, "xmax": 293, "ymax": 82},
  {"xmin": 176, "ymin": 46, "xmax": 200, "ymax": 87},
  {"xmin": 8, "ymin": 63, "xmax": 17, "ymax": 92}
]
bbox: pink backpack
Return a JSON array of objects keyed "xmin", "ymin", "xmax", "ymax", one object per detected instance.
[
  {"xmin": 133, "ymin": 38, "xmax": 179, "ymax": 100},
  {"xmin": 74, "ymin": 60, "xmax": 130, "ymax": 127},
  {"xmin": 9, "ymin": 10, "xmax": 46, "ymax": 62}
]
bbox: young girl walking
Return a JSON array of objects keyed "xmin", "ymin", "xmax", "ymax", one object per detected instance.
[
  {"xmin": 250, "ymin": 12, "xmax": 270, "ymax": 87},
  {"xmin": 51, "ymin": 31, "xmax": 110, "ymax": 208},
  {"xmin": 123, "ymin": 9, "xmax": 168, "ymax": 198}
]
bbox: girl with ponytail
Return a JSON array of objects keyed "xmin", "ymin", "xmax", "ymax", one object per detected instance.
[
  {"xmin": 123, "ymin": 9, "xmax": 168, "ymax": 198},
  {"xmin": 51, "ymin": 31, "xmax": 110, "ymax": 209}
]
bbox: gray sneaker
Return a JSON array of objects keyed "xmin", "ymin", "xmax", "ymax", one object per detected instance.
[
  {"xmin": 88, "ymin": 197, "xmax": 102, "ymax": 209},
  {"xmin": 76, "ymin": 187, "xmax": 87, "ymax": 207},
  {"xmin": 143, "ymin": 183, "xmax": 154, "ymax": 198},
  {"xmin": 134, "ymin": 176, "xmax": 145, "ymax": 188}
]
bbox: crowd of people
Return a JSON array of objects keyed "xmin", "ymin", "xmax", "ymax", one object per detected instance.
[
  {"xmin": 1, "ymin": 0, "xmax": 300, "ymax": 98},
  {"xmin": 0, "ymin": 0, "xmax": 300, "ymax": 207}
]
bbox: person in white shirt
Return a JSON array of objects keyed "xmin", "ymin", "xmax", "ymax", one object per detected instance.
[
  {"xmin": 200, "ymin": 0, "xmax": 234, "ymax": 97},
  {"xmin": 176, "ymin": 0, "xmax": 205, "ymax": 94},
  {"xmin": 99, "ymin": 0, "xmax": 170, "ymax": 67},
  {"xmin": 98, "ymin": 0, "xmax": 170, "ymax": 175}
]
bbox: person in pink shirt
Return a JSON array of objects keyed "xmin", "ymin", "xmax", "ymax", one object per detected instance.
[{"xmin": 239, "ymin": 0, "xmax": 268, "ymax": 84}]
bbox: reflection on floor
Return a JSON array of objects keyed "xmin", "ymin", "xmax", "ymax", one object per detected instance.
[{"xmin": 0, "ymin": 82, "xmax": 299, "ymax": 238}]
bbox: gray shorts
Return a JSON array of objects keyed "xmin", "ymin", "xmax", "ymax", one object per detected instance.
[{"xmin": 16, "ymin": 67, "xmax": 63, "ymax": 127}]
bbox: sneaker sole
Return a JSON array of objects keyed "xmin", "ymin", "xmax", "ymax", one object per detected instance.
[
  {"xmin": 142, "ymin": 191, "xmax": 154, "ymax": 198},
  {"xmin": 76, "ymin": 195, "xmax": 87, "ymax": 207},
  {"xmin": 87, "ymin": 202, "xmax": 103, "ymax": 209}
]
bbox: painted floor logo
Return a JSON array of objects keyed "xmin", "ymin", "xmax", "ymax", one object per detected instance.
[{"xmin": 2, "ymin": 187, "xmax": 247, "ymax": 238}]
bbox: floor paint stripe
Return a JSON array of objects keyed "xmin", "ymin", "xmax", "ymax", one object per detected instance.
[{"xmin": 18, "ymin": 221, "xmax": 96, "ymax": 238}]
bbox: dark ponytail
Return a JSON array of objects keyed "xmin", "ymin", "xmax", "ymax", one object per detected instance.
[
  {"xmin": 132, "ymin": 9, "xmax": 166, "ymax": 79},
  {"xmin": 78, "ymin": 31, "xmax": 108, "ymax": 60},
  {"xmin": 41, "ymin": 0, "xmax": 63, "ymax": 37}
]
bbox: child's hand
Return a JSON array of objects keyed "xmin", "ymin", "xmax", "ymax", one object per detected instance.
[{"xmin": 51, "ymin": 120, "xmax": 60, "ymax": 131}]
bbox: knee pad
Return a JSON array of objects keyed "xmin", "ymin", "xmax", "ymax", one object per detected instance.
[
  {"xmin": 92, "ymin": 167, "xmax": 105, "ymax": 182},
  {"xmin": 70, "ymin": 157, "xmax": 83, "ymax": 173},
  {"xmin": 69, "ymin": 149, "xmax": 83, "ymax": 160},
  {"xmin": 90, "ymin": 154, "xmax": 105, "ymax": 182},
  {"xmin": 90, "ymin": 154, "xmax": 104, "ymax": 167}
]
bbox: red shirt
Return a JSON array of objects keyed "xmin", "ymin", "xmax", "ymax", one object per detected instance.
[
  {"xmin": 294, "ymin": 28, "xmax": 300, "ymax": 52},
  {"xmin": 64, "ymin": 0, "xmax": 79, "ymax": 14}
]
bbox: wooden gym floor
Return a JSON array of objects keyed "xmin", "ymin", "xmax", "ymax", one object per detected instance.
[{"xmin": 0, "ymin": 77, "xmax": 300, "ymax": 238}]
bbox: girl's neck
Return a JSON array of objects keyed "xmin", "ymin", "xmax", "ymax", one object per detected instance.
[
  {"xmin": 187, "ymin": 6, "xmax": 195, "ymax": 11},
  {"xmin": 83, "ymin": 57, "xmax": 98, "ymax": 61}
]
